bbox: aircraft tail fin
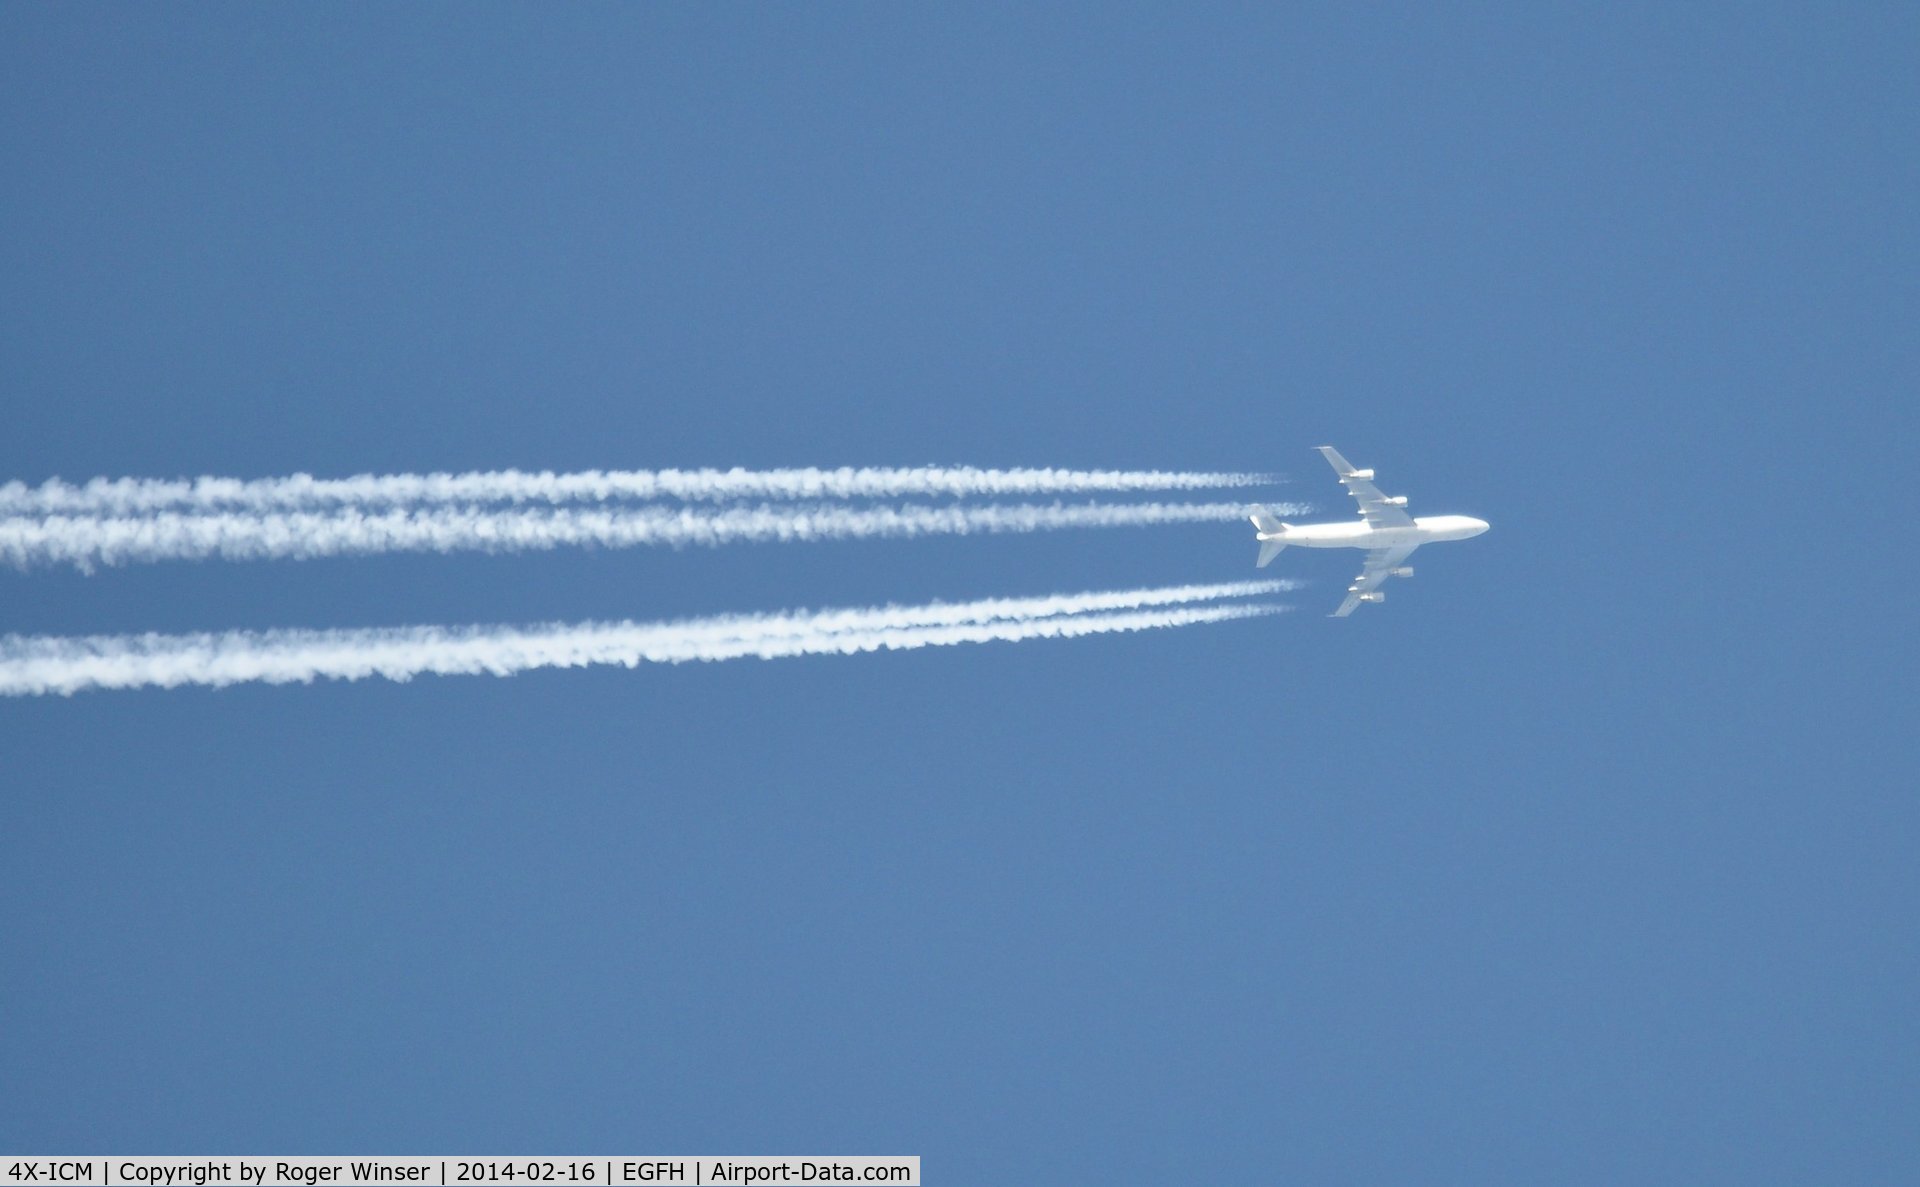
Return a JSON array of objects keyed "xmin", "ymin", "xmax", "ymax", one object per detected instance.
[{"xmin": 1249, "ymin": 506, "xmax": 1290, "ymax": 569}]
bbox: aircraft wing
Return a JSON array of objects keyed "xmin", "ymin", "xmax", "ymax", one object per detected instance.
[
  {"xmin": 1332, "ymin": 543, "xmax": 1419, "ymax": 617},
  {"xmin": 1318, "ymin": 445, "xmax": 1414, "ymax": 529}
]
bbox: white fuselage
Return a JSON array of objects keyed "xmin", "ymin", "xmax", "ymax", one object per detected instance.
[{"xmin": 1272, "ymin": 513, "xmax": 1489, "ymax": 550}]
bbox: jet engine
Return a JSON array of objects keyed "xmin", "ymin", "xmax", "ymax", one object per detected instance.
[
  {"xmin": 1390, "ymin": 566, "xmax": 1415, "ymax": 578},
  {"xmin": 1358, "ymin": 591, "xmax": 1385, "ymax": 604},
  {"xmin": 1383, "ymin": 496, "xmax": 1408, "ymax": 507},
  {"xmin": 1347, "ymin": 468, "xmax": 1375, "ymax": 480}
]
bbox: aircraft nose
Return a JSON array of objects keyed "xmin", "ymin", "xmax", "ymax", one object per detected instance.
[{"xmin": 1470, "ymin": 517, "xmax": 1490, "ymax": 535}]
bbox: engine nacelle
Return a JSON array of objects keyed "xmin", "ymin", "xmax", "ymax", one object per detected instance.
[
  {"xmin": 1390, "ymin": 566, "xmax": 1414, "ymax": 578},
  {"xmin": 1383, "ymin": 495, "xmax": 1408, "ymax": 507},
  {"xmin": 1347, "ymin": 468, "xmax": 1375, "ymax": 481},
  {"xmin": 1359, "ymin": 591, "xmax": 1385, "ymax": 604}
]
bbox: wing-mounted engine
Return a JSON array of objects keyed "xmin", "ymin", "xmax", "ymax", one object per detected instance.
[
  {"xmin": 1390, "ymin": 566, "xmax": 1414, "ymax": 578},
  {"xmin": 1383, "ymin": 496, "xmax": 1408, "ymax": 507},
  {"xmin": 1358, "ymin": 591, "xmax": 1385, "ymax": 603}
]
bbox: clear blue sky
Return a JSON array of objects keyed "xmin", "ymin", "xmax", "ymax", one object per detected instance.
[{"xmin": 4, "ymin": 4, "xmax": 1916, "ymax": 1181}]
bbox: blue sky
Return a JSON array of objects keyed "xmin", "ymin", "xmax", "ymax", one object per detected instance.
[{"xmin": 3, "ymin": 4, "xmax": 1916, "ymax": 1181}]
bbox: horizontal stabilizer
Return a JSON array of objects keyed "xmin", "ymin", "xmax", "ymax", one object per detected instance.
[{"xmin": 1249, "ymin": 505, "xmax": 1289, "ymax": 568}]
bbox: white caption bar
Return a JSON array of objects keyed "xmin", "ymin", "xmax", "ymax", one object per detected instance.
[{"xmin": 0, "ymin": 1161, "xmax": 918, "ymax": 1187}]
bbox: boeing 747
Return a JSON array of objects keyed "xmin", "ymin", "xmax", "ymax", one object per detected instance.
[{"xmin": 1249, "ymin": 446, "xmax": 1488, "ymax": 616}]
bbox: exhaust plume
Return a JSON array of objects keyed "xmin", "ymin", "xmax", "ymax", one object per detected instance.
[
  {"xmin": 0, "ymin": 580, "xmax": 1295, "ymax": 695},
  {"xmin": 2, "ymin": 501, "xmax": 1310, "ymax": 570},
  {"xmin": 0, "ymin": 466, "xmax": 1278, "ymax": 516}
]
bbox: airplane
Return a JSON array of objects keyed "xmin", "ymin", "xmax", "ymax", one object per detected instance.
[{"xmin": 1249, "ymin": 446, "xmax": 1488, "ymax": 616}]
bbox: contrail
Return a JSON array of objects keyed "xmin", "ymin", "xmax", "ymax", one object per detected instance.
[
  {"xmin": 1, "ymin": 500, "xmax": 1311, "ymax": 569},
  {"xmin": 0, "ymin": 465, "xmax": 1278, "ymax": 516},
  {"xmin": 0, "ymin": 579, "xmax": 1295, "ymax": 695}
]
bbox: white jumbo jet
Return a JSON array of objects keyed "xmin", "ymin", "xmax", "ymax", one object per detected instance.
[{"xmin": 1249, "ymin": 446, "xmax": 1489, "ymax": 617}]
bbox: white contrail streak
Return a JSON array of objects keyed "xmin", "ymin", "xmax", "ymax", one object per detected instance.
[
  {"xmin": 0, "ymin": 465, "xmax": 1278, "ymax": 515},
  {"xmin": 0, "ymin": 580, "xmax": 1295, "ymax": 695},
  {"xmin": 0, "ymin": 501, "xmax": 1311, "ymax": 569}
]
